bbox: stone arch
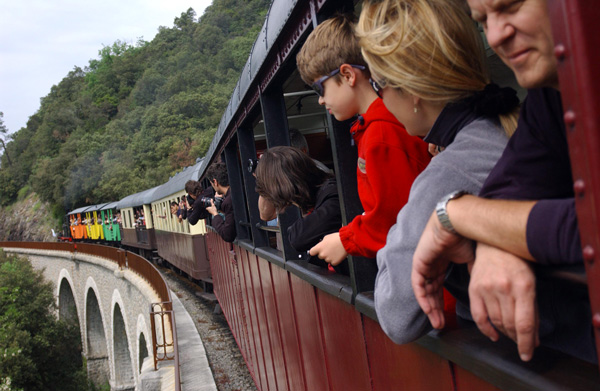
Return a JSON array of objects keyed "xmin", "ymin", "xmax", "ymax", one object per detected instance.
[
  {"xmin": 137, "ymin": 314, "xmax": 151, "ymax": 374},
  {"xmin": 57, "ymin": 271, "xmax": 79, "ymax": 326},
  {"xmin": 113, "ymin": 301, "xmax": 135, "ymax": 389},
  {"xmin": 138, "ymin": 333, "xmax": 149, "ymax": 374},
  {"xmin": 85, "ymin": 283, "xmax": 110, "ymax": 387}
]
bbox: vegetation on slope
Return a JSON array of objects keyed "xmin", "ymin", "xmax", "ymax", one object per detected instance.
[
  {"xmin": 0, "ymin": 251, "xmax": 90, "ymax": 390},
  {"xmin": 0, "ymin": 0, "xmax": 271, "ymax": 218}
]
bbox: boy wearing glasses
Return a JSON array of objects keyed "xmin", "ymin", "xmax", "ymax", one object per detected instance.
[{"xmin": 296, "ymin": 14, "xmax": 430, "ymax": 266}]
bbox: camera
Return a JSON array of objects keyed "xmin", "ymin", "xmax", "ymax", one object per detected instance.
[
  {"xmin": 200, "ymin": 196, "xmax": 224, "ymax": 211},
  {"xmin": 247, "ymin": 158, "xmax": 259, "ymax": 174},
  {"xmin": 186, "ymin": 194, "xmax": 195, "ymax": 205}
]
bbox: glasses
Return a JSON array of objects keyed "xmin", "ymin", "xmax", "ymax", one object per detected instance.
[
  {"xmin": 369, "ymin": 78, "xmax": 384, "ymax": 98},
  {"xmin": 311, "ymin": 64, "xmax": 366, "ymax": 97}
]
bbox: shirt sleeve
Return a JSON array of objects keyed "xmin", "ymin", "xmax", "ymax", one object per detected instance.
[
  {"xmin": 527, "ymin": 198, "xmax": 583, "ymax": 264},
  {"xmin": 212, "ymin": 193, "xmax": 236, "ymax": 243},
  {"xmin": 339, "ymin": 139, "xmax": 421, "ymax": 258},
  {"xmin": 187, "ymin": 188, "xmax": 214, "ymax": 225},
  {"xmin": 287, "ymin": 187, "xmax": 342, "ymax": 252}
]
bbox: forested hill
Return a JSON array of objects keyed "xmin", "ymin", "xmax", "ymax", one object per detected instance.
[{"xmin": 0, "ymin": 0, "xmax": 271, "ymax": 216}]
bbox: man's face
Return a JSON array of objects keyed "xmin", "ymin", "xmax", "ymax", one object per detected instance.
[{"xmin": 467, "ymin": 0, "xmax": 558, "ymax": 89}]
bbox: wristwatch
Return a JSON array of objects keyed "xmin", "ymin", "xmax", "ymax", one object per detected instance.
[{"xmin": 435, "ymin": 190, "xmax": 470, "ymax": 233}]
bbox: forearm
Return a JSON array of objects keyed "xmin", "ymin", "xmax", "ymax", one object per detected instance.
[{"xmin": 447, "ymin": 195, "xmax": 536, "ymax": 260}]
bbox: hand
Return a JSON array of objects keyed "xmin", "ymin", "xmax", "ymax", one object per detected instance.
[
  {"xmin": 309, "ymin": 232, "xmax": 348, "ymax": 266},
  {"xmin": 412, "ymin": 212, "xmax": 475, "ymax": 330},
  {"xmin": 206, "ymin": 199, "xmax": 218, "ymax": 216},
  {"xmin": 469, "ymin": 243, "xmax": 539, "ymax": 361}
]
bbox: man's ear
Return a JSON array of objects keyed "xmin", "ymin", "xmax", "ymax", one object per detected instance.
[{"xmin": 339, "ymin": 63, "xmax": 358, "ymax": 86}]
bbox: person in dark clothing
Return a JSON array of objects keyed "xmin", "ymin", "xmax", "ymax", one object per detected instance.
[
  {"xmin": 183, "ymin": 180, "xmax": 214, "ymax": 225},
  {"xmin": 205, "ymin": 162, "xmax": 236, "ymax": 243},
  {"xmin": 410, "ymin": 0, "xmax": 596, "ymax": 363},
  {"xmin": 255, "ymin": 146, "xmax": 343, "ymax": 270}
]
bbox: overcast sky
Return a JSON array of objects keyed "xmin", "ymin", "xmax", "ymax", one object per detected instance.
[{"xmin": 0, "ymin": 0, "xmax": 213, "ymax": 135}]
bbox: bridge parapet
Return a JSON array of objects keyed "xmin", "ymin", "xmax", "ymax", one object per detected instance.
[{"xmin": 0, "ymin": 242, "xmax": 180, "ymax": 391}]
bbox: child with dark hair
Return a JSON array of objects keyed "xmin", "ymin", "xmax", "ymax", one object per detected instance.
[{"xmin": 255, "ymin": 146, "xmax": 342, "ymax": 268}]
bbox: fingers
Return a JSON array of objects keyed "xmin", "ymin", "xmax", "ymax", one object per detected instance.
[
  {"xmin": 309, "ymin": 242, "xmax": 321, "ymax": 257},
  {"xmin": 514, "ymin": 284, "xmax": 537, "ymax": 361},
  {"xmin": 412, "ymin": 269, "xmax": 446, "ymax": 329},
  {"xmin": 470, "ymin": 290, "xmax": 499, "ymax": 342}
]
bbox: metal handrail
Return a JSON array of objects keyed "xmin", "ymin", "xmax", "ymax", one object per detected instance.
[{"xmin": 0, "ymin": 241, "xmax": 181, "ymax": 391}]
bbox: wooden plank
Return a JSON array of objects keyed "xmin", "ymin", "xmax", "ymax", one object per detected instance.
[
  {"xmin": 271, "ymin": 265, "xmax": 307, "ymax": 391},
  {"xmin": 362, "ymin": 316, "xmax": 453, "ymax": 391},
  {"xmin": 258, "ymin": 258, "xmax": 290, "ymax": 391},
  {"xmin": 318, "ymin": 291, "xmax": 371, "ymax": 391},
  {"xmin": 289, "ymin": 273, "xmax": 330, "ymax": 390}
]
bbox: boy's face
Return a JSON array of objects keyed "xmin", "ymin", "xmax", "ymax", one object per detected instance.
[
  {"xmin": 467, "ymin": 0, "xmax": 558, "ymax": 89},
  {"xmin": 315, "ymin": 68, "xmax": 360, "ymax": 121}
]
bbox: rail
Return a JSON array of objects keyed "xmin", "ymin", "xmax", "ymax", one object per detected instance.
[{"xmin": 0, "ymin": 241, "xmax": 181, "ymax": 391}]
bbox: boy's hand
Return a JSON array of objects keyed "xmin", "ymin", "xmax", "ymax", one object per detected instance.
[{"xmin": 309, "ymin": 232, "xmax": 348, "ymax": 266}]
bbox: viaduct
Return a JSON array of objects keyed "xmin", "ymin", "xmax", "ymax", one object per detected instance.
[{"xmin": 0, "ymin": 243, "xmax": 174, "ymax": 391}]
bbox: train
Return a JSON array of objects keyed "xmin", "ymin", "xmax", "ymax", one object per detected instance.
[{"xmin": 63, "ymin": 0, "xmax": 600, "ymax": 390}]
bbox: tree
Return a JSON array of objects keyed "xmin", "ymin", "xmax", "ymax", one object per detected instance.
[
  {"xmin": 0, "ymin": 250, "xmax": 89, "ymax": 391},
  {"xmin": 0, "ymin": 112, "xmax": 12, "ymax": 167}
]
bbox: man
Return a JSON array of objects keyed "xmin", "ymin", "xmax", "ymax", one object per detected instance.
[
  {"xmin": 184, "ymin": 180, "xmax": 213, "ymax": 225},
  {"xmin": 411, "ymin": 0, "xmax": 596, "ymax": 363},
  {"xmin": 205, "ymin": 162, "xmax": 236, "ymax": 243}
]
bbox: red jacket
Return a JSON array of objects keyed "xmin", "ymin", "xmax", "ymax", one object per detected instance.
[{"xmin": 339, "ymin": 98, "xmax": 431, "ymax": 258}]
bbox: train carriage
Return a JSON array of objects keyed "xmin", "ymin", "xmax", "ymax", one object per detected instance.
[
  {"xmin": 84, "ymin": 203, "xmax": 108, "ymax": 241},
  {"xmin": 117, "ymin": 186, "xmax": 159, "ymax": 258},
  {"xmin": 100, "ymin": 201, "xmax": 121, "ymax": 242},
  {"xmin": 149, "ymin": 159, "xmax": 212, "ymax": 286},
  {"xmin": 68, "ymin": 206, "xmax": 89, "ymax": 240},
  {"xmin": 190, "ymin": 0, "xmax": 600, "ymax": 390}
]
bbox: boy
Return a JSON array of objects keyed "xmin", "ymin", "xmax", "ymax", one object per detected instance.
[{"xmin": 296, "ymin": 15, "xmax": 431, "ymax": 265}]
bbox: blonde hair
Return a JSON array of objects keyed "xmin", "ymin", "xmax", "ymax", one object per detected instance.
[
  {"xmin": 297, "ymin": 14, "xmax": 369, "ymax": 85},
  {"xmin": 357, "ymin": 0, "xmax": 518, "ymax": 135}
]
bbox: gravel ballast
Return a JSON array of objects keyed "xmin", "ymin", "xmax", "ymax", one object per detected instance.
[{"xmin": 160, "ymin": 267, "xmax": 258, "ymax": 391}]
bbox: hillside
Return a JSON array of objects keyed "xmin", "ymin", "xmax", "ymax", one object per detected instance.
[
  {"xmin": 0, "ymin": 193, "xmax": 57, "ymax": 242},
  {"xmin": 0, "ymin": 0, "xmax": 271, "ymax": 220}
]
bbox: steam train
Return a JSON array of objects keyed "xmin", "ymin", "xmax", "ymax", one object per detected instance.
[{"xmin": 64, "ymin": 0, "xmax": 600, "ymax": 389}]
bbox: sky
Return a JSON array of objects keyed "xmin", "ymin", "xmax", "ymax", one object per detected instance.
[{"xmin": 0, "ymin": 0, "xmax": 213, "ymax": 135}]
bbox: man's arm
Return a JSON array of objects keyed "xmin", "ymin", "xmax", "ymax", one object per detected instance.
[
  {"xmin": 446, "ymin": 195, "xmax": 536, "ymax": 260},
  {"xmin": 211, "ymin": 194, "xmax": 236, "ymax": 243}
]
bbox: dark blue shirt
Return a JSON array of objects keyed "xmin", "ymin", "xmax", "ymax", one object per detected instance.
[{"xmin": 479, "ymin": 88, "xmax": 582, "ymax": 265}]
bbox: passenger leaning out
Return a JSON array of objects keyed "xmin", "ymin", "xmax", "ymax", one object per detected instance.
[
  {"xmin": 410, "ymin": 0, "xmax": 597, "ymax": 363},
  {"xmin": 356, "ymin": 0, "xmax": 519, "ymax": 346},
  {"xmin": 255, "ymin": 146, "xmax": 342, "ymax": 270},
  {"xmin": 296, "ymin": 14, "xmax": 431, "ymax": 266}
]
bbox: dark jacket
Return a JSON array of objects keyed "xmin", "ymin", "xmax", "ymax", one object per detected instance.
[
  {"xmin": 186, "ymin": 187, "xmax": 215, "ymax": 225},
  {"xmin": 287, "ymin": 177, "xmax": 342, "ymax": 252},
  {"xmin": 212, "ymin": 188, "xmax": 236, "ymax": 243}
]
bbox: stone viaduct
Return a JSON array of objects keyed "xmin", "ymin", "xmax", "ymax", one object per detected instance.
[{"xmin": 2, "ymin": 246, "xmax": 166, "ymax": 391}]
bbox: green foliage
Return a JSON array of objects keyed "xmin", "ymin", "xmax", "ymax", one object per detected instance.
[
  {"xmin": 16, "ymin": 186, "xmax": 30, "ymax": 201},
  {"xmin": 0, "ymin": 251, "xmax": 89, "ymax": 391},
  {"xmin": 0, "ymin": 0, "xmax": 271, "ymax": 212}
]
